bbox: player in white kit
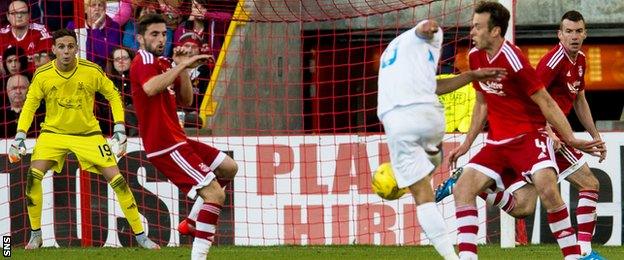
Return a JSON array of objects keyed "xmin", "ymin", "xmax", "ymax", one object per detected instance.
[{"xmin": 377, "ymin": 19, "xmax": 506, "ymax": 260}]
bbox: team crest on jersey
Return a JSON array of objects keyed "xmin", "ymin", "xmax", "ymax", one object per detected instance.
[
  {"xmin": 567, "ymin": 81, "xmax": 581, "ymax": 94},
  {"xmin": 198, "ymin": 163, "xmax": 210, "ymax": 173},
  {"xmin": 478, "ymin": 81, "xmax": 505, "ymax": 96}
]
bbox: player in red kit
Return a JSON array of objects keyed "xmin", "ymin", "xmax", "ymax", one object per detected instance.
[
  {"xmin": 130, "ymin": 13, "xmax": 237, "ymax": 260},
  {"xmin": 435, "ymin": 11, "xmax": 607, "ymax": 260},
  {"xmin": 0, "ymin": 0, "xmax": 52, "ymax": 74},
  {"xmin": 536, "ymin": 11, "xmax": 606, "ymax": 259},
  {"xmin": 443, "ymin": 2, "xmax": 603, "ymax": 260}
]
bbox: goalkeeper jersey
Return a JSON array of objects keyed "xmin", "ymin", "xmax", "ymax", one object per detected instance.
[{"xmin": 17, "ymin": 59, "xmax": 124, "ymax": 135}]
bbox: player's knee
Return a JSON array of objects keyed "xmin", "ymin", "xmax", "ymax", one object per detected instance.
[
  {"xmin": 216, "ymin": 157, "xmax": 238, "ymax": 180},
  {"xmin": 512, "ymin": 200, "xmax": 536, "ymax": 218},
  {"xmin": 198, "ymin": 182, "xmax": 226, "ymax": 205}
]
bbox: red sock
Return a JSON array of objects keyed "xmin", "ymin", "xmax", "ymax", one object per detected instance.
[{"xmin": 195, "ymin": 203, "xmax": 222, "ymax": 242}]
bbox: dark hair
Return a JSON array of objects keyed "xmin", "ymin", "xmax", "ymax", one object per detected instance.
[
  {"xmin": 475, "ymin": 1, "xmax": 510, "ymax": 37},
  {"xmin": 560, "ymin": 10, "xmax": 585, "ymax": 28},
  {"xmin": 106, "ymin": 47, "xmax": 135, "ymax": 75},
  {"xmin": 52, "ymin": 29, "xmax": 77, "ymax": 44},
  {"xmin": 2, "ymin": 46, "xmax": 28, "ymax": 75},
  {"xmin": 137, "ymin": 13, "xmax": 167, "ymax": 36}
]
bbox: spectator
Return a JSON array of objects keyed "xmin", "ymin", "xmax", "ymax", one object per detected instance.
[
  {"xmin": 177, "ymin": 32, "xmax": 214, "ymax": 128},
  {"xmin": 5, "ymin": 74, "xmax": 28, "ymax": 112},
  {"xmin": 122, "ymin": 3, "xmax": 158, "ymax": 50},
  {"xmin": 2, "ymin": 46, "xmax": 30, "ymax": 78},
  {"xmin": 0, "ymin": 0, "xmax": 53, "ymax": 75},
  {"xmin": 67, "ymin": 0, "xmax": 122, "ymax": 68},
  {"xmin": 0, "ymin": 0, "xmax": 41, "ymax": 27},
  {"xmin": 106, "ymin": 47, "xmax": 133, "ymax": 105},
  {"xmin": 105, "ymin": 47, "xmax": 139, "ymax": 135},
  {"xmin": 174, "ymin": 0, "xmax": 232, "ymax": 59},
  {"xmin": 1, "ymin": 73, "xmax": 42, "ymax": 138}
]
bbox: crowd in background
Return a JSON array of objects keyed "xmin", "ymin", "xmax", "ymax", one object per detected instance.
[{"xmin": 1, "ymin": 0, "xmax": 237, "ymax": 138}]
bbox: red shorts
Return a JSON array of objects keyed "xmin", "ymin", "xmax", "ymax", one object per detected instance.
[
  {"xmin": 466, "ymin": 130, "xmax": 557, "ymax": 192},
  {"xmin": 148, "ymin": 139, "xmax": 226, "ymax": 199},
  {"xmin": 555, "ymin": 143, "xmax": 586, "ymax": 182}
]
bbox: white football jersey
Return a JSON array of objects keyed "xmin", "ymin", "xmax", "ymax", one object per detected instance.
[{"xmin": 377, "ymin": 23, "xmax": 443, "ymax": 119}]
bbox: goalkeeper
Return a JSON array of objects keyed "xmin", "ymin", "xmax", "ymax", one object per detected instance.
[{"xmin": 8, "ymin": 29, "xmax": 159, "ymax": 250}]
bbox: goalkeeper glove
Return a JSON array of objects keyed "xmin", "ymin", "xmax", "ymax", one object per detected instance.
[
  {"xmin": 110, "ymin": 123, "xmax": 127, "ymax": 157},
  {"xmin": 8, "ymin": 132, "xmax": 27, "ymax": 163}
]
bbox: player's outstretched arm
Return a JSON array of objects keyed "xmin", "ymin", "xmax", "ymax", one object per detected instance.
[
  {"xmin": 531, "ymin": 88, "xmax": 604, "ymax": 156},
  {"xmin": 435, "ymin": 68, "xmax": 507, "ymax": 95},
  {"xmin": 142, "ymin": 63, "xmax": 189, "ymax": 96},
  {"xmin": 448, "ymin": 92, "xmax": 488, "ymax": 168}
]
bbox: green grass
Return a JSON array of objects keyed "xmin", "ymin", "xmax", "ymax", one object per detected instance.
[{"xmin": 10, "ymin": 244, "xmax": 623, "ymax": 259}]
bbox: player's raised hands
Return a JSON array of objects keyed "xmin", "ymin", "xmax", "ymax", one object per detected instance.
[
  {"xmin": 470, "ymin": 67, "xmax": 507, "ymax": 82},
  {"xmin": 415, "ymin": 19, "xmax": 439, "ymax": 40},
  {"xmin": 173, "ymin": 46, "xmax": 213, "ymax": 69}
]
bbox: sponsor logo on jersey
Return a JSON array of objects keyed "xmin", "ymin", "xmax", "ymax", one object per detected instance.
[{"xmin": 478, "ymin": 81, "xmax": 505, "ymax": 96}]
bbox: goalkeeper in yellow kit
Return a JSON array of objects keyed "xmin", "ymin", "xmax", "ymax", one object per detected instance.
[{"xmin": 8, "ymin": 29, "xmax": 159, "ymax": 250}]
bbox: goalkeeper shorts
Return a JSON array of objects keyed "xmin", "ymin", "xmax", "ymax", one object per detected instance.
[{"xmin": 32, "ymin": 132, "xmax": 118, "ymax": 174}]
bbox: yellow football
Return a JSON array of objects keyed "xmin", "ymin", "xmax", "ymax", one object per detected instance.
[{"xmin": 371, "ymin": 163, "xmax": 408, "ymax": 200}]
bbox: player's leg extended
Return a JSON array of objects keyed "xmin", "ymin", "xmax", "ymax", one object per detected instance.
[
  {"xmin": 181, "ymin": 141, "xmax": 238, "ymax": 236},
  {"xmin": 25, "ymin": 160, "xmax": 54, "ymax": 249},
  {"xmin": 453, "ymin": 168, "xmax": 494, "ymax": 259},
  {"xmin": 565, "ymin": 163, "xmax": 600, "ymax": 257},
  {"xmin": 192, "ymin": 179, "xmax": 225, "ymax": 260},
  {"xmin": 25, "ymin": 132, "xmax": 69, "ymax": 249},
  {"xmin": 408, "ymin": 175, "xmax": 458, "ymax": 260},
  {"xmin": 75, "ymin": 135, "xmax": 159, "ymax": 249},
  {"xmin": 533, "ymin": 168, "xmax": 580, "ymax": 259},
  {"xmin": 99, "ymin": 166, "xmax": 160, "ymax": 249}
]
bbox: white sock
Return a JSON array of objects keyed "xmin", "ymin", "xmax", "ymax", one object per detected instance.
[
  {"xmin": 191, "ymin": 237, "xmax": 211, "ymax": 260},
  {"xmin": 189, "ymin": 197, "xmax": 205, "ymax": 222},
  {"xmin": 417, "ymin": 202, "xmax": 459, "ymax": 260}
]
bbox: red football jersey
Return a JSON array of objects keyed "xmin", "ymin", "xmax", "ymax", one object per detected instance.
[
  {"xmin": 0, "ymin": 23, "xmax": 52, "ymax": 72},
  {"xmin": 536, "ymin": 43, "xmax": 586, "ymax": 116},
  {"xmin": 131, "ymin": 49, "xmax": 187, "ymax": 157},
  {"xmin": 469, "ymin": 41, "xmax": 546, "ymax": 141}
]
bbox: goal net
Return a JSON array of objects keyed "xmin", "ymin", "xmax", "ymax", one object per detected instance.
[{"xmin": 0, "ymin": 0, "xmax": 529, "ymax": 248}]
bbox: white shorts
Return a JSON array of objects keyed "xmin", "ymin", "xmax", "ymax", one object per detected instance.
[{"xmin": 381, "ymin": 103, "xmax": 444, "ymax": 188}]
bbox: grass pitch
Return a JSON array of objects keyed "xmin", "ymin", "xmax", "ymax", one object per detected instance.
[{"xmin": 10, "ymin": 244, "xmax": 623, "ymax": 259}]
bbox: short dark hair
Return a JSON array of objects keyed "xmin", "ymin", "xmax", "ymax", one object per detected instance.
[
  {"xmin": 475, "ymin": 1, "xmax": 510, "ymax": 37},
  {"xmin": 2, "ymin": 46, "xmax": 28, "ymax": 74},
  {"xmin": 52, "ymin": 29, "xmax": 77, "ymax": 44},
  {"xmin": 137, "ymin": 13, "xmax": 167, "ymax": 36},
  {"xmin": 560, "ymin": 10, "xmax": 585, "ymax": 28}
]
